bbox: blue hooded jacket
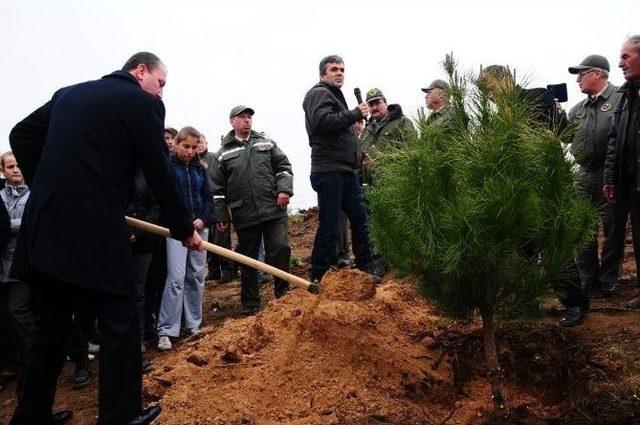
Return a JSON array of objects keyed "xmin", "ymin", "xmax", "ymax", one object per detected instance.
[{"xmin": 169, "ymin": 155, "xmax": 212, "ymax": 225}]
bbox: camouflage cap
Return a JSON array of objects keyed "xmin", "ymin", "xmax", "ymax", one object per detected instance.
[
  {"xmin": 229, "ymin": 105, "xmax": 255, "ymax": 118},
  {"xmin": 568, "ymin": 54, "xmax": 610, "ymax": 74},
  {"xmin": 421, "ymin": 79, "xmax": 449, "ymax": 93},
  {"xmin": 366, "ymin": 88, "xmax": 385, "ymax": 103}
]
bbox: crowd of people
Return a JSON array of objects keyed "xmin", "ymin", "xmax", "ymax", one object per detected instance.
[{"xmin": 0, "ymin": 33, "xmax": 639, "ymax": 424}]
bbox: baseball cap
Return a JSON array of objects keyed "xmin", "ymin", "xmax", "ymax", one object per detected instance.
[
  {"xmin": 366, "ymin": 88, "xmax": 385, "ymax": 103},
  {"xmin": 421, "ymin": 79, "xmax": 449, "ymax": 93},
  {"xmin": 568, "ymin": 54, "xmax": 610, "ymax": 74},
  {"xmin": 229, "ymin": 105, "xmax": 255, "ymax": 118}
]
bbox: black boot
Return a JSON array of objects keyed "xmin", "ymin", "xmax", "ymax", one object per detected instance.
[
  {"xmin": 559, "ymin": 306, "xmax": 587, "ymax": 327},
  {"xmin": 126, "ymin": 406, "xmax": 161, "ymax": 425},
  {"xmin": 49, "ymin": 410, "xmax": 73, "ymax": 424},
  {"xmin": 71, "ymin": 367, "xmax": 91, "ymax": 389}
]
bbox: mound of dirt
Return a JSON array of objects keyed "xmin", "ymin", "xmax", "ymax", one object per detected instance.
[
  {"xmin": 319, "ymin": 268, "xmax": 378, "ymax": 301},
  {"xmin": 144, "ymin": 269, "xmax": 455, "ymax": 425}
]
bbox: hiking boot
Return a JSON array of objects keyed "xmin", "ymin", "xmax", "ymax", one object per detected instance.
[
  {"xmin": 71, "ymin": 368, "xmax": 91, "ymax": 389},
  {"xmin": 558, "ymin": 306, "xmax": 587, "ymax": 327},
  {"xmin": 621, "ymin": 296, "xmax": 640, "ymax": 309},
  {"xmin": 157, "ymin": 336, "xmax": 172, "ymax": 351}
]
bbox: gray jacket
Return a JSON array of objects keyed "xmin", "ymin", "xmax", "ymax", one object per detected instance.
[
  {"xmin": 568, "ymin": 83, "xmax": 621, "ymax": 173},
  {"xmin": 1, "ymin": 183, "xmax": 29, "ymax": 282}
]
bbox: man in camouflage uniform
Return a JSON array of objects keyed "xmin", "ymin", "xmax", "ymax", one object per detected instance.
[
  {"xmin": 360, "ymin": 88, "xmax": 416, "ymax": 186},
  {"xmin": 567, "ymin": 55, "xmax": 625, "ymax": 302},
  {"xmin": 210, "ymin": 106, "xmax": 293, "ymax": 316}
]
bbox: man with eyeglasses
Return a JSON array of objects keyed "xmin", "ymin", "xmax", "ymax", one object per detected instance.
[
  {"xmin": 604, "ymin": 34, "xmax": 640, "ymax": 309},
  {"xmin": 566, "ymin": 55, "xmax": 624, "ymax": 310}
]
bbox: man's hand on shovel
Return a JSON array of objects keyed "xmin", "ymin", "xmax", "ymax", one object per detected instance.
[{"xmin": 183, "ymin": 230, "xmax": 204, "ymax": 250}]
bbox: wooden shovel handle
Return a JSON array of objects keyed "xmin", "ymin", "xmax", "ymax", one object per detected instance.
[{"xmin": 125, "ymin": 216, "xmax": 317, "ymax": 292}]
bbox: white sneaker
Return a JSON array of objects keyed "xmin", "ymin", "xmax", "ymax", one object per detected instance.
[
  {"xmin": 157, "ymin": 336, "xmax": 172, "ymax": 351},
  {"xmin": 87, "ymin": 342, "xmax": 100, "ymax": 354}
]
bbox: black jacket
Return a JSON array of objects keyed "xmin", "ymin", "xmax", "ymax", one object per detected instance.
[
  {"xmin": 127, "ymin": 170, "xmax": 162, "ymax": 253},
  {"xmin": 604, "ymin": 81, "xmax": 640, "ymax": 191},
  {"xmin": 0, "ymin": 199, "xmax": 9, "ymax": 255},
  {"xmin": 9, "ymin": 71, "xmax": 194, "ymax": 295},
  {"xmin": 303, "ymin": 82, "xmax": 363, "ymax": 173}
]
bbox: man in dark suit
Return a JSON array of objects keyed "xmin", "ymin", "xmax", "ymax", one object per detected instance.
[{"xmin": 9, "ymin": 52, "xmax": 202, "ymax": 425}]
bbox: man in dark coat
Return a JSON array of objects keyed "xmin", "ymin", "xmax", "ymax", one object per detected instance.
[
  {"xmin": 603, "ymin": 34, "xmax": 640, "ymax": 309},
  {"xmin": 9, "ymin": 52, "xmax": 202, "ymax": 425},
  {"xmin": 302, "ymin": 55, "xmax": 377, "ymax": 282}
]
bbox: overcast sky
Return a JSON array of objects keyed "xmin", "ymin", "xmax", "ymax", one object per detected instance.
[{"xmin": 1, "ymin": 0, "xmax": 638, "ymax": 208}]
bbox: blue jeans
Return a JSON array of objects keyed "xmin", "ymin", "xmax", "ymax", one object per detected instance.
[{"xmin": 310, "ymin": 172, "xmax": 374, "ymax": 279}]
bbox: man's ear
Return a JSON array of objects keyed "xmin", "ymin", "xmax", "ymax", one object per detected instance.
[{"xmin": 133, "ymin": 64, "xmax": 147, "ymax": 81}]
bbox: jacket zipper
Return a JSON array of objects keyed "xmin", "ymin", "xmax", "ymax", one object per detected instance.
[{"xmin": 186, "ymin": 164, "xmax": 195, "ymax": 221}]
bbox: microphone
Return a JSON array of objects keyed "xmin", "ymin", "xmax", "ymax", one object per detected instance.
[{"xmin": 354, "ymin": 87, "xmax": 362, "ymax": 104}]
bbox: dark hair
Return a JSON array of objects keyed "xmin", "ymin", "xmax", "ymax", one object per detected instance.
[
  {"xmin": 122, "ymin": 52, "xmax": 163, "ymax": 72},
  {"xmin": 176, "ymin": 126, "xmax": 202, "ymax": 143},
  {"xmin": 164, "ymin": 127, "xmax": 178, "ymax": 138},
  {"xmin": 319, "ymin": 55, "xmax": 344, "ymax": 75}
]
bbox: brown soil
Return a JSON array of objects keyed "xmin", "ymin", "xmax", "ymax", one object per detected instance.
[{"xmin": 2, "ymin": 209, "xmax": 640, "ymax": 425}]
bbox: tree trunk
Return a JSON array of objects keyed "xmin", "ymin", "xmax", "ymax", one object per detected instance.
[{"xmin": 479, "ymin": 305, "xmax": 507, "ymax": 412}]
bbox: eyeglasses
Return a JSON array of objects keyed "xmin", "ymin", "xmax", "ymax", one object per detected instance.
[{"xmin": 577, "ymin": 69, "xmax": 597, "ymax": 80}]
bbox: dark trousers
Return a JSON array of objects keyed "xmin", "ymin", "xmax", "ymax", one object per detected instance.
[
  {"xmin": 236, "ymin": 218, "xmax": 290, "ymax": 308},
  {"xmin": 133, "ymin": 251, "xmax": 154, "ymax": 340},
  {"xmin": 310, "ymin": 172, "xmax": 374, "ymax": 279},
  {"xmin": 565, "ymin": 260, "xmax": 588, "ymax": 308},
  {"xmin": 5, "ymin": 280, "xmax": 33, "ymax": 344},
  {"xmin": 622, "ymin": 178, "xmax": 640, "ymax": 287},
  {"xmin": 144, "ymin": 239, "xmax": 166, "ymax": 338},
  {"xmin": 0, "ymin": 281, "xmax": 32, "ymax": 364},
  {"xmin": 11, "ymin": 271, "xmax": 142, "ymax": 425},
  {"xmin": 576, "ymin": 171, "xmax": 627, "ymax": 290},
  {"xmin": 333, "ymin": 211, "xmax": 350, "ymax": 263},
  {"xmin": 208, "ymin": 222, "xmax": 233, "ymax": 274},
  {"xmin": 67, "ymin": 293, "xmax": 95, "ymax": 369}
]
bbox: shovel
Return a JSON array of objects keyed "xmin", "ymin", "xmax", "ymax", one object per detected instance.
[{"xmin": 125, "ymin": 216, "xmax": 318, "ymax": 293}]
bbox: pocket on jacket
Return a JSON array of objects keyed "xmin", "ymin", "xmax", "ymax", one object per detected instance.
[{"xmin": 229, "ymin": 199, "xmax": 243, "ymax": 209}]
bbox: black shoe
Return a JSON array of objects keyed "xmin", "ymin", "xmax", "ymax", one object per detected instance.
[
  {"xmin": 71, "ymin": 368, "xmax": 91, "ymax": 389},
  {"xmin": 142, "ymin": 359, "xmax": 154, "ymax": 374},
  {"xmin": 49, "ymin": 410, "xmax": 73, "ymax": 424},
  {"xmin": 126, "ymin": 406, "xmax": 162, "ymax": 425},
  {"xmin": 621, "ymin": 296, "xmax": 640, "ymax": 309},
  {"xmin": 600, "ymin": 282, "xmax": 620, "ymax": 298},
  {"xmin": 242, "ymin": 306, "xmax": 259, "ymax": 316},
  {"xmin": 559, "ymin": 306, "xmax": 587, "ymax": 327},
  {"xmin": 336, "ymin": 254, "xmax": 350, "ymax": 269}
]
